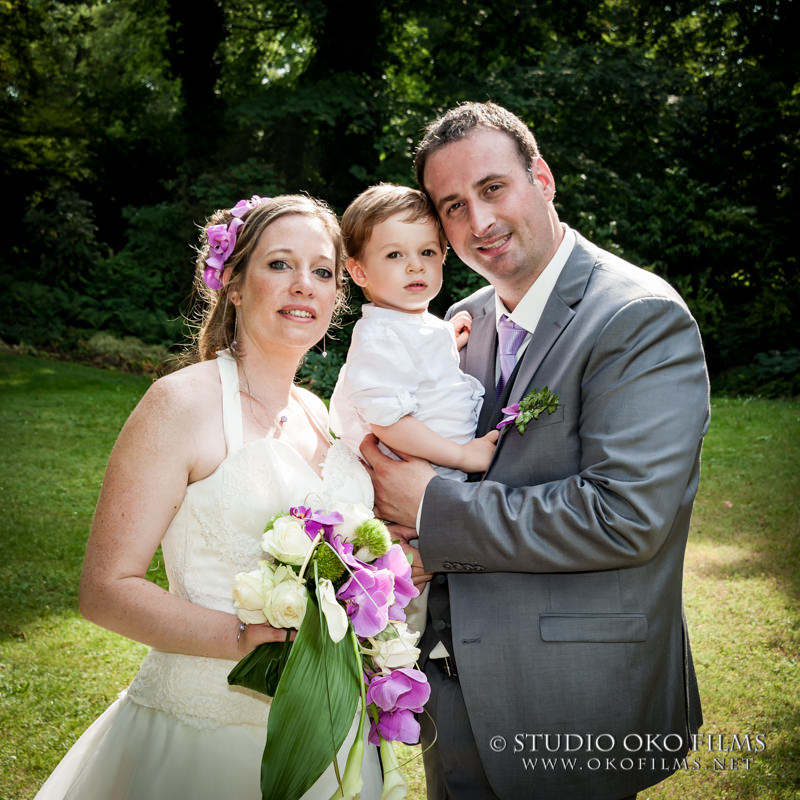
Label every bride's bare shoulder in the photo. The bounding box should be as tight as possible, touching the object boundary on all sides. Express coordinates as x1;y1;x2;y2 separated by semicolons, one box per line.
135;359;222;426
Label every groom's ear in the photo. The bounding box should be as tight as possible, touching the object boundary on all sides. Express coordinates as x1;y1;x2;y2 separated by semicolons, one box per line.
346;257;369;289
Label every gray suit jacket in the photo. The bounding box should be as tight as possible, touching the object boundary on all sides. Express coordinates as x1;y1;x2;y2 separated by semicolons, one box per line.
419;231;708;799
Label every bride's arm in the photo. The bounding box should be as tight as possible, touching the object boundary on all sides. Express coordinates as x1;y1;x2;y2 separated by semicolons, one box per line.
79;366;285;661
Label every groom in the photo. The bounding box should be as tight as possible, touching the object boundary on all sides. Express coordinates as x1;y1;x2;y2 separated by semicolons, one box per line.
361;102;709;799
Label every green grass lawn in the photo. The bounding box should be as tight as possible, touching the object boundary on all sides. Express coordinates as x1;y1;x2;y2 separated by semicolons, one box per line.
1;352;798;799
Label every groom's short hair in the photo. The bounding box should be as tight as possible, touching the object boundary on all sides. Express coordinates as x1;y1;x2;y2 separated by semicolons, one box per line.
342;183;447;261
414;101;541;194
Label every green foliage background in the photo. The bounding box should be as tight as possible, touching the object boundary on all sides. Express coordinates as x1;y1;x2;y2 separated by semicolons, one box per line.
2;0;798;393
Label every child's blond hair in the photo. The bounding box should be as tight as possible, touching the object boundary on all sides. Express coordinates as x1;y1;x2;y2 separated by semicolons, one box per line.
341;183;448;261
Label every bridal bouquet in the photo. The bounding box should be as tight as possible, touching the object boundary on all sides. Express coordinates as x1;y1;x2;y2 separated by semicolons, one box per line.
228;502;429;800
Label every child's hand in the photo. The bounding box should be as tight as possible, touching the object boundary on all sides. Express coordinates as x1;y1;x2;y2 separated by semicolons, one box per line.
457;429;500;473
450;310;473;350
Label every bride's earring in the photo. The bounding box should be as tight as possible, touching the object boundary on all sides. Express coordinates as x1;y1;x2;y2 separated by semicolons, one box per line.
232;308;239;351
321;334;327;358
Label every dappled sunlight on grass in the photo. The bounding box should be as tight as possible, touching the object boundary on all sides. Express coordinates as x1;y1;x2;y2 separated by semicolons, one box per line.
675;396;800;799
685;541;751;575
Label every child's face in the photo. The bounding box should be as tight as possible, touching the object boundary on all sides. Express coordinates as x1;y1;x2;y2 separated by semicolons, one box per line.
348;214;445;313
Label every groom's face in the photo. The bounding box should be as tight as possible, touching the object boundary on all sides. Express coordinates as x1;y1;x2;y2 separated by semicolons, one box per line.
423;128;561;307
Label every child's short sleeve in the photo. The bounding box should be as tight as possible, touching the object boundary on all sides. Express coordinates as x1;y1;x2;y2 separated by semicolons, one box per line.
343;324;420;427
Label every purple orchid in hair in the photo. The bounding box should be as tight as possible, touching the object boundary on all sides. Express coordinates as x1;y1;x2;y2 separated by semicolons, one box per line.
203;217;244;289
205;218;244;269
203;265;225;291
231;195;268;217
202;196;270;290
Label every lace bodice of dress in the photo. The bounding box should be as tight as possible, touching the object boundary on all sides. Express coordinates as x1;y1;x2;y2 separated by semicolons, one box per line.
126;351;373;729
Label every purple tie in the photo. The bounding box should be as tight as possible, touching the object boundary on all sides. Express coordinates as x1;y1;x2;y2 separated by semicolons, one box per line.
496;314;528;396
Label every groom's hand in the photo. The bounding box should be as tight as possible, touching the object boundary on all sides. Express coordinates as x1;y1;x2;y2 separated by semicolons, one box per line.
387;523;433;587
359;434;435;529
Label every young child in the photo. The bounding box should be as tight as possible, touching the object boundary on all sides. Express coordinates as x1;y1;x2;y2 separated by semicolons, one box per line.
329;183;499;481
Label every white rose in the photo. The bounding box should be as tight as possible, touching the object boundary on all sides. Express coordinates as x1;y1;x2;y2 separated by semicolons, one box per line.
368;622;421;671
266;566;308;629
262;515;314;566
328;501;374;542
232;566;273;624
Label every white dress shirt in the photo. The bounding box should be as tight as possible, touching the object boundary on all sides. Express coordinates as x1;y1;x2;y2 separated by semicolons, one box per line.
493;225;576;380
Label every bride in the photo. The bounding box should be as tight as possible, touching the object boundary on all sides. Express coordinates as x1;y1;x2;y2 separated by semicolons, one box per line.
35;195;383;799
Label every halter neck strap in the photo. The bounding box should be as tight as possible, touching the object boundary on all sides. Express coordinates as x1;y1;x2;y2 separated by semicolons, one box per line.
216;350;243;453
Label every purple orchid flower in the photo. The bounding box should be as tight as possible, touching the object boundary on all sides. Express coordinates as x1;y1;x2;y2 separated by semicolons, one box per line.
306;509;344;538
204;217;244;272
366;668;430;713
368;708;421;746
231;195;268;218
203;265;224;290
337;566;395;638
373;544;418;618
289;506;343;540
201;198;271;290
496;402;521;430
325;532;363;571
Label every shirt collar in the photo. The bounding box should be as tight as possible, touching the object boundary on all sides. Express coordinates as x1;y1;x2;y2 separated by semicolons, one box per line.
495;225;575;333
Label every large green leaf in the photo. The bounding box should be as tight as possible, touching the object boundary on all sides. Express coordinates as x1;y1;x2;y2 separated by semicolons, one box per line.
227;637;292;697
261;590;361;800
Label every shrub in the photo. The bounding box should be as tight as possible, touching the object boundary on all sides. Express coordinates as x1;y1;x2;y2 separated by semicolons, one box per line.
297;348;344;400
77;332;171;376
711;349;800;398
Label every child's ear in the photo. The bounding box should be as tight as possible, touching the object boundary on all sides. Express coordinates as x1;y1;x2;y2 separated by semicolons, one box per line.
346;257;369;288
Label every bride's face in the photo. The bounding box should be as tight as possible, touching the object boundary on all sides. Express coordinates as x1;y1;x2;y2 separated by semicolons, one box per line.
230;214;338;354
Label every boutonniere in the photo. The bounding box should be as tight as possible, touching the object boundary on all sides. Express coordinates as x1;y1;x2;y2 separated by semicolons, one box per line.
496;386;559;434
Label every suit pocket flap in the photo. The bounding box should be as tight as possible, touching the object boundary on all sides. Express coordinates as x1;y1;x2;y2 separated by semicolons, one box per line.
539;613;648;643
526;404;564;430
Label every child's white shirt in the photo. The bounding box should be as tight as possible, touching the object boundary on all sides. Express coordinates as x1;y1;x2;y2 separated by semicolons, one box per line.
329;304;484;482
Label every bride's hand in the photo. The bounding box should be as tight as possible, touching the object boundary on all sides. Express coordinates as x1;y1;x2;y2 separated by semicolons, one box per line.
236;621;295;656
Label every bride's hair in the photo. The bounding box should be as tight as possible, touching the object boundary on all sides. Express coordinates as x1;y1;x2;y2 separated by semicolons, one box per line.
188;194;347;363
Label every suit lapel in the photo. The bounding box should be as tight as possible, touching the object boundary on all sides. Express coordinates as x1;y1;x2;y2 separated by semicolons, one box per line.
494;233;598;419
460;297;499;435
462;299;496;387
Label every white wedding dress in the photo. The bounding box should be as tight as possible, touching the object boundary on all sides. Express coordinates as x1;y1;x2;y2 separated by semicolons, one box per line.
35;351;383;800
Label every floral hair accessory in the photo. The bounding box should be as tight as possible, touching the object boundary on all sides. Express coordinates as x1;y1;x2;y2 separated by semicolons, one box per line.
202;195;271;289
231;194;268;218
497;385;559;434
